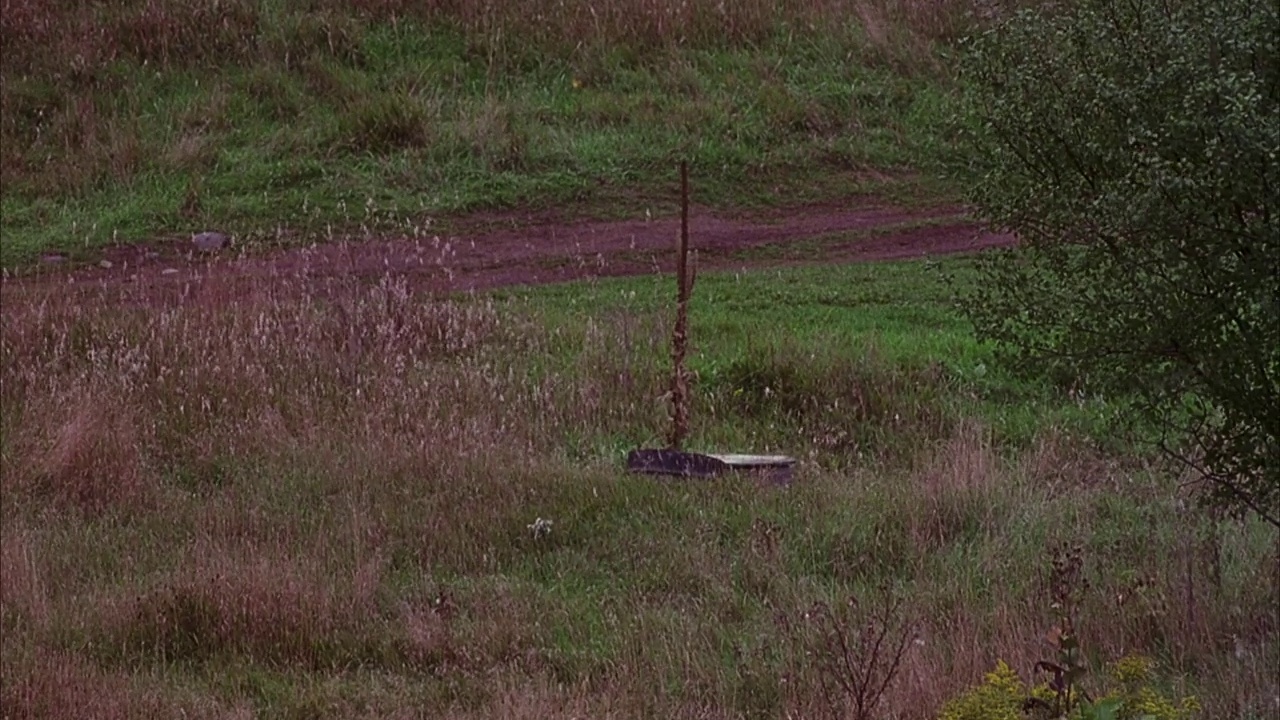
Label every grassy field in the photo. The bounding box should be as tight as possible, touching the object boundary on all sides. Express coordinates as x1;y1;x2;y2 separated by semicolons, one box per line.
2;1;1277;718
2;259;1276;718
0;0;968;265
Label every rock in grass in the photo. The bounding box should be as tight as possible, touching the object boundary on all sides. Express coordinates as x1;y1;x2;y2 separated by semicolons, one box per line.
192;231;231;253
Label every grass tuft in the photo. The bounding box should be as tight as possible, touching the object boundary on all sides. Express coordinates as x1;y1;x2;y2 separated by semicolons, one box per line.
11;379;151;517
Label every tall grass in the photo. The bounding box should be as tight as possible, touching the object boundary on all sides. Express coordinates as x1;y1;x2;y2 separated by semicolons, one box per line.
1;0;985;74
2;262;1275;718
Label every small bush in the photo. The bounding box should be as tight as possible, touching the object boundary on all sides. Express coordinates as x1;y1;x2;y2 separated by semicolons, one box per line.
938;660;1051;720
1098;656;1200;720
939;656;1200;720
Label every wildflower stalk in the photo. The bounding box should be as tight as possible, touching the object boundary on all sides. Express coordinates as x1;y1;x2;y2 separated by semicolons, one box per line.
668;160;693;450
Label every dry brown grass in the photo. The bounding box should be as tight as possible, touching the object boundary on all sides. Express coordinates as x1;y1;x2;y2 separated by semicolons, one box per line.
1;645;251;720
0;267;1275;718
0;0;993;75
100;543;383;668
906;418;1004;551
0;520;52;635
8;378;151;516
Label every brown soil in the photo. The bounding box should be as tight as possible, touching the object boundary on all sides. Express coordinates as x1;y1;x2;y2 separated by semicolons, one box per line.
1;199;1012;307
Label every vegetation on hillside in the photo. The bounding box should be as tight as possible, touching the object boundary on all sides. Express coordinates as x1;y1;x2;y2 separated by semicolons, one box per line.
0;0;986;263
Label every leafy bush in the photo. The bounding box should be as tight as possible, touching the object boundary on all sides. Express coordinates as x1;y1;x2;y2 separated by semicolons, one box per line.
940;656;1199;720
1101;656;1200;720
959;0;1280;525
937;660;1054;720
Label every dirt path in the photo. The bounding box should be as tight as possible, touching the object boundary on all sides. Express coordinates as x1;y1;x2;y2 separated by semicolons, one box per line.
1;200;1011;307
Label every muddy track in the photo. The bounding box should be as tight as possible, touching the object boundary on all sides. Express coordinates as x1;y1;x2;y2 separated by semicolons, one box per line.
1;200;1012;307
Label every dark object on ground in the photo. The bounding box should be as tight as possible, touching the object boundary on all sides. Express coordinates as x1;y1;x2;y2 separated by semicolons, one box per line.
626;449;795;485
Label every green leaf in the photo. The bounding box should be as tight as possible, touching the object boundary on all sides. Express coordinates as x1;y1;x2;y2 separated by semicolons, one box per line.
1078;697;1123;720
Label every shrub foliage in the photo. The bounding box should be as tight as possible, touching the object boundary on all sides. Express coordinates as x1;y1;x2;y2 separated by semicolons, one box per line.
960;0;1280;525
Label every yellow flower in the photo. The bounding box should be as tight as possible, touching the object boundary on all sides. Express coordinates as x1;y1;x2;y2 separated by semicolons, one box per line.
984;660;1025;695
937;660;1028;720
1105;656;1200;720
1111;654;1155;685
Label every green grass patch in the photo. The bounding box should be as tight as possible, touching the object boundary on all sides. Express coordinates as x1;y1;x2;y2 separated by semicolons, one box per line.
1;16;963;266
499;258;1118;453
